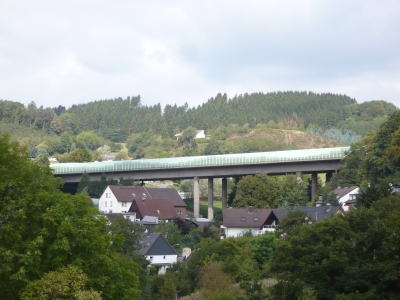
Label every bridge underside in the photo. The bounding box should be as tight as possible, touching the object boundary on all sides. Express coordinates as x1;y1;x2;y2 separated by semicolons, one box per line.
56;159;343;183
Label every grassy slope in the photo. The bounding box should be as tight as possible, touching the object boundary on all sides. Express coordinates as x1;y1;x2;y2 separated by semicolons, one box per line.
184;199;222;217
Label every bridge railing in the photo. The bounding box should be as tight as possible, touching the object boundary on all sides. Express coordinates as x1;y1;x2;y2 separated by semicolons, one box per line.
51;147;350;174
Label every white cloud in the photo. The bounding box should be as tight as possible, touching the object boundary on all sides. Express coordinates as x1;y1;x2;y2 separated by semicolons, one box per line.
0;0;399;109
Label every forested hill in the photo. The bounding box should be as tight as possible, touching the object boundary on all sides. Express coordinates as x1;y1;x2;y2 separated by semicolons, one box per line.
183;92;356;130
64;91;396;141
0;91;397;146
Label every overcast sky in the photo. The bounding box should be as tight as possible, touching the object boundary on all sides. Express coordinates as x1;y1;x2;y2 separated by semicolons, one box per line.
1;0;400;109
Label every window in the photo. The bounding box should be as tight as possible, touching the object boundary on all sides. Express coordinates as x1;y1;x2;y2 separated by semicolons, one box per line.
241;217;246;222
109;210;112;213
163;256;166;259
122;201;127;207
177;210;182;214
149;256;153;261
157;209;160;214
105;201;107;207
253;217;259;222
110;201;112;207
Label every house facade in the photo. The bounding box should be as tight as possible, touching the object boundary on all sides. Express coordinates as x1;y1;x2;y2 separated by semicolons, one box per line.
331;186;359;212
140;232;178;274
98;185;150;215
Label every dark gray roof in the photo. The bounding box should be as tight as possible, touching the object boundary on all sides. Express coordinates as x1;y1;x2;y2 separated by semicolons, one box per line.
146;188;187;207
222;207;273;228
271;209;289;223
139;233;177;256
294;206;343;221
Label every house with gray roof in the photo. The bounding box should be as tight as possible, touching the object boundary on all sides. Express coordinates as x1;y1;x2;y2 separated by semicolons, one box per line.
140;232;178;274
221;207;286;237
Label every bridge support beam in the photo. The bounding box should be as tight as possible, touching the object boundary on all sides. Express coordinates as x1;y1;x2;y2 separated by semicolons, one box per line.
208;177;214;220
296;171;303;182
222;177;227;209
194;176;200;218
311;172;317;201
326;172;333;182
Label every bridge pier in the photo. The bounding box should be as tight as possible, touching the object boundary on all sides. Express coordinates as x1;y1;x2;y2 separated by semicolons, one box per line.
222;177;227;209
311;172;318;201
194;176;200;218
296;171;303;182
208;178;214;220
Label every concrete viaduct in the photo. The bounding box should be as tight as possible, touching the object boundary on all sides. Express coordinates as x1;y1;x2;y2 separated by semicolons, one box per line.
52;147;349;220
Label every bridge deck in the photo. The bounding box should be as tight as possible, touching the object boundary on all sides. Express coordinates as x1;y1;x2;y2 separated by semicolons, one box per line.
52;147;349;175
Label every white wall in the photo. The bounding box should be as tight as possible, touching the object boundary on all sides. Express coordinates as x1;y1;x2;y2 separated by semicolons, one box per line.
195;130;205;139
98;186;132;214
339;187;359;212
146;254;177;266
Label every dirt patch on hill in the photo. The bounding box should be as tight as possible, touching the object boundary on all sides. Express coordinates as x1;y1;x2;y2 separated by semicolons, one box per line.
227;128;343;149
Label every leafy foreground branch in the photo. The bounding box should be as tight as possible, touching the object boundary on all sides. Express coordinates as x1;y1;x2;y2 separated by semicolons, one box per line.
0;133;140;300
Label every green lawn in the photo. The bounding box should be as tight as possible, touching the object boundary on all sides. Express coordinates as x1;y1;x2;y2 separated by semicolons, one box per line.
184;199;222;217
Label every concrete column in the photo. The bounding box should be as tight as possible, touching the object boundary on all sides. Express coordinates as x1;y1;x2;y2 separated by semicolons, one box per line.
222;177;227;209
194;176;200;218
311;172;318;201
326;172;333;182
208;177;214;220
296;171;303;182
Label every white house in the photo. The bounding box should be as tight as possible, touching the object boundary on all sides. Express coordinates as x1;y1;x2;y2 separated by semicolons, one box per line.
174;129;205;140
331;186;359;212
140;232;178;274
98;185;151;221
221;207;287;237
